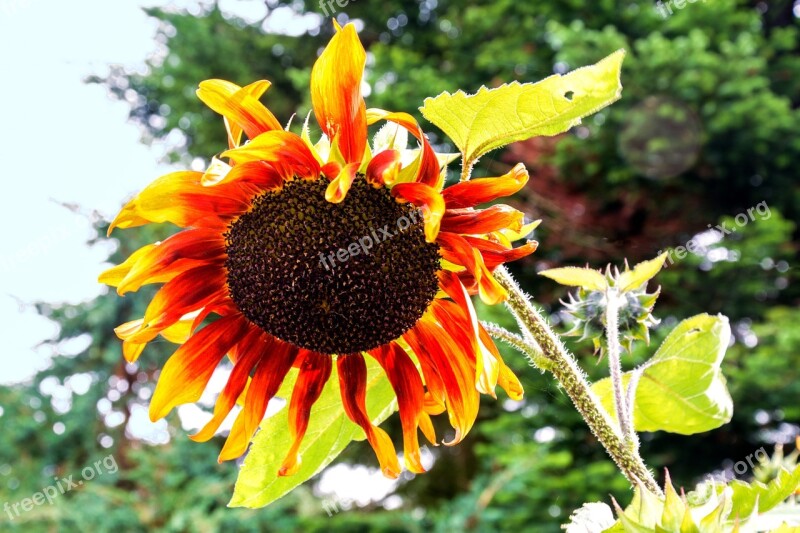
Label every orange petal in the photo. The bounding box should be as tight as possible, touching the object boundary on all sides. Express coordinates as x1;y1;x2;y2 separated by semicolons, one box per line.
219;409;249;462
206;160;286;191
442;163;529;209
125;265;227;344
366;149;401;186
108;171;255;233
243;340;299;440
99;244;156;288
197;79;282;142
279;351;332;476
149;315;249;421
369;343;427;473
401;330;446;415
311;22;367;165
391;182;445;242
440;204;525;235
337;353;401;478
367;109;440;188
405;316;480;445
221;130;321;180
112;229;226;295
325;162;360;203
438;271;500;396
190;327;265;442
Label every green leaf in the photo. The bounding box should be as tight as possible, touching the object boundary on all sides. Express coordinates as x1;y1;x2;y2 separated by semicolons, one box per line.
420;49;625;168
616;253;668;293
229;357;397;508
593;314;733;435
539;266;608;291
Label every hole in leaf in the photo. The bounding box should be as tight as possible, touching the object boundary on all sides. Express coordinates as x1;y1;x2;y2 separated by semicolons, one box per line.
564;90;574;101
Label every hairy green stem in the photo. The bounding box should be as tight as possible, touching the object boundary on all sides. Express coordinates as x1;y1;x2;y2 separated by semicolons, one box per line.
493;266;663;496
480;322;552;372
604;289;635;446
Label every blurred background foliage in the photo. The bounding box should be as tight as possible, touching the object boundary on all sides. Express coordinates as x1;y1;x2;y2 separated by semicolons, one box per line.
2;0;798;531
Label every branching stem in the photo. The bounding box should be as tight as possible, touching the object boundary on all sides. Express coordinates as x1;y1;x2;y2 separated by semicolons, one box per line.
493;266;662;496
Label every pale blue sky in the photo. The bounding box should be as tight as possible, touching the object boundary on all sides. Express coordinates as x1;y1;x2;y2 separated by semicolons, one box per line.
0;0;278;384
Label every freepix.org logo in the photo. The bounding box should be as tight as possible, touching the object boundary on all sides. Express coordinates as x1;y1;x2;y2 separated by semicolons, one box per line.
319;205;432;271
4;455;118;521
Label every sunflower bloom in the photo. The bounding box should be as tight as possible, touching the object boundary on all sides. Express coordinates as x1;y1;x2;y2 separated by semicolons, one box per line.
100;22;537;479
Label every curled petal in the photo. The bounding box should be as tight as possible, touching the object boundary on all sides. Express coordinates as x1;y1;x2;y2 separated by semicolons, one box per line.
442;163;529;209
337;354;401;478
325;162;360;203
367;109;440;187
391;182;445;242
436;232;508;304
440;204;525;235
222;130;321;180
462;236;538;270
366;149;401;186
279;351;332;476
149;315;249;421
197;79;282;143
479;325;524;401
311;22;367;165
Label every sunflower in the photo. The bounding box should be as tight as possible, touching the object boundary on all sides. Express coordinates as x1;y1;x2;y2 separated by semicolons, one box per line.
100;22;537;479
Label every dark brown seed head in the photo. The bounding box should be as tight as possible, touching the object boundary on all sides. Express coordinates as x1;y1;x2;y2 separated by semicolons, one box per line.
225;176;441;354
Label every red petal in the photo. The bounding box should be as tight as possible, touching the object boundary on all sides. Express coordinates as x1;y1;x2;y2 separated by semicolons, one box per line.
279;351;332;476
440;204;525;235
436;232;508;304
369;343;428;473
122;265;227;344
190;327;265;442
243;339;299;440
404;315;480;444
337;353;401;478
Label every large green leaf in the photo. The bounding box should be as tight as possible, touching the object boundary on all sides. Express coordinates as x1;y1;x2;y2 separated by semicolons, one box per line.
229;357;397;508
593;314;733;435
420;49;625;168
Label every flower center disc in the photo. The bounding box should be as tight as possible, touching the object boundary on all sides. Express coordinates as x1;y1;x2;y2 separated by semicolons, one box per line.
225;177;441;354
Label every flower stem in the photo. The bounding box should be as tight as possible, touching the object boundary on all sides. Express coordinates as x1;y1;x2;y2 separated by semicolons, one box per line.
604;289;636;447
480;322;552;372
493;266;663;496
